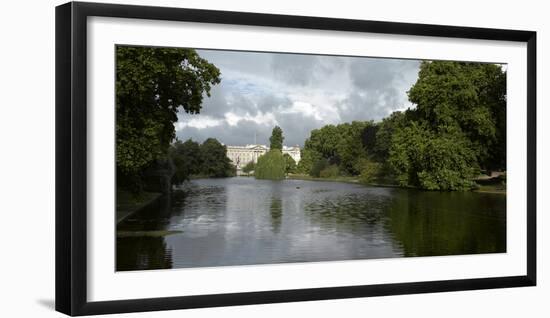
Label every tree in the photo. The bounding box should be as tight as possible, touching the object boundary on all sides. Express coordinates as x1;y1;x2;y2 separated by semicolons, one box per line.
199;138;235;177
356;158;382;184
371;111;407;161
301;121;370;176
116;46;221;191
335;121;370;175
255;150;285;180
296;148;320;175
269;126;284;150
389;121;478;190
383;61;506;190
283;153;297;174
407;61;506;171
310;158;329;178
170;139;201;184
242;161;255;176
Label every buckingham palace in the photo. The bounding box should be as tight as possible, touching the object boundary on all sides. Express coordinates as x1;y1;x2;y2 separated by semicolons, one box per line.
226;144;301;169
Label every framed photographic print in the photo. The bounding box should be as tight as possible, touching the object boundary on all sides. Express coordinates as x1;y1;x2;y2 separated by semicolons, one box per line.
55;1;536;316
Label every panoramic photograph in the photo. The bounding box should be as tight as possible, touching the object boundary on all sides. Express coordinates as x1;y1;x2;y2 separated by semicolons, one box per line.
115;46;507;271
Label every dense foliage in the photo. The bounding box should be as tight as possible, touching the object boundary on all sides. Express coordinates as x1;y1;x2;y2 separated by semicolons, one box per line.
170;139;201;184
116;46;221;191
256;126;288;180
170;138;235;184
269;126;284;150
255;150;286;180
386;62;506;190
283;153;297;174
298;121;371;176
298;61;506;191
242;161;256;175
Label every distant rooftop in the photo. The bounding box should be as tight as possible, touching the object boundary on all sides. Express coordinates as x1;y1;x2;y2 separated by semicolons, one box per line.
225;144;300;150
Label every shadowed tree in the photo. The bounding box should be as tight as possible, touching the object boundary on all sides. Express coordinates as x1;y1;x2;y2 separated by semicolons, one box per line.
116;46;221;192
269;126;284;150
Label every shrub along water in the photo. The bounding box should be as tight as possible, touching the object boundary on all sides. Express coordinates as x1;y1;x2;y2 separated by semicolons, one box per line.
255;150;286;180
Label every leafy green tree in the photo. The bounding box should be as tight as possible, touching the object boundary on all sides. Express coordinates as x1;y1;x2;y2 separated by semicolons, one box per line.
335;121;370;175
199;138;235;177
356;158;382;184
301;121;370;176
371;111;407;161
408;61;506;171
389;121;478;190
305;125;340;161
255;150;285;180
242;161;256;176
310;158;329;178
170;139;201;184
319;165;340;178
283;153;297;174
296;148;321;175
116;46;221;190
269;126;284;150
384;61;506;190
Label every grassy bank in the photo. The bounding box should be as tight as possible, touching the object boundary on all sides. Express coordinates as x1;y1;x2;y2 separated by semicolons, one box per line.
287;174;401;188
116;190;162;224
287;174;506;194
287;174;359;184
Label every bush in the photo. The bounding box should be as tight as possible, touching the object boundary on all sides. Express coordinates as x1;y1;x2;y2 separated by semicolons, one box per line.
310;158;329;177
356;158;382;184
242;161;255;175
319;165;340;178
388;122;479;191
255;150;285;180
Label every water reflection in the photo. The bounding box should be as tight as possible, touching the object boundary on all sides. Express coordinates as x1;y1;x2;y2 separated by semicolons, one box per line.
117;236;173;271
385;190;506;257
117;177;506;271
270;198;283;233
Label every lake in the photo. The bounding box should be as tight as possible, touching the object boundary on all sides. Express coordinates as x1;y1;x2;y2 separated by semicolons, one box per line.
116;177;506;271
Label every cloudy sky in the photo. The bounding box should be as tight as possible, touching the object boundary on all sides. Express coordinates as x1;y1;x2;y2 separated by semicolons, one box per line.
175;49;421;147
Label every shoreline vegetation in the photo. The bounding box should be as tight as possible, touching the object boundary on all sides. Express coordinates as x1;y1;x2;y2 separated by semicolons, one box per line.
286;174;506;194
115;47;508;223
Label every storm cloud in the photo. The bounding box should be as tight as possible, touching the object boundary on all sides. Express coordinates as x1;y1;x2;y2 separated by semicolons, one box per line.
175;49;420;147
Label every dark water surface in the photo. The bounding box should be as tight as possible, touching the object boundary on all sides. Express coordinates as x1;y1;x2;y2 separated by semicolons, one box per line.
116;177;506;271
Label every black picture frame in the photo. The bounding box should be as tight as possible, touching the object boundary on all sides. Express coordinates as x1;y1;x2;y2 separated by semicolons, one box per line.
55;1;537;316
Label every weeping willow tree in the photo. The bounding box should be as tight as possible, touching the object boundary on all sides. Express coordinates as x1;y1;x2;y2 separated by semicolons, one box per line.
255;150;285;180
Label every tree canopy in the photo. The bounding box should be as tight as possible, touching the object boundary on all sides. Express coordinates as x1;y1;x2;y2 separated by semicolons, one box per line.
170;139;201;184
116;46;221;190
295;61;506;191
269;126;284;150
255;150;285;180
256;126;287;180
170;138;235;184
242;161;256;175
385;61;506;190
283;153;297;174
299;121;371;176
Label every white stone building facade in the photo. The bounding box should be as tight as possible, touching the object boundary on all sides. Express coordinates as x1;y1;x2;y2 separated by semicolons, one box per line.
226;144;301;169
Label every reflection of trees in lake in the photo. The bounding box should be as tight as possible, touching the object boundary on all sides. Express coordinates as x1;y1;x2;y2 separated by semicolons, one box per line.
303;188;506;257
270;197;282;233
116;183;230;271
385;190;506;257
304;192;390;234
117;236;173;271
